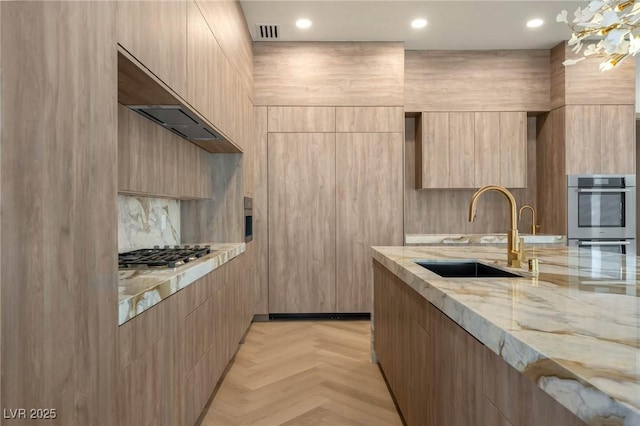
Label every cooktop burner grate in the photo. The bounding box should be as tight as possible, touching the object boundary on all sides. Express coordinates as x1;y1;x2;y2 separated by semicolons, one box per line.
118;245;211;269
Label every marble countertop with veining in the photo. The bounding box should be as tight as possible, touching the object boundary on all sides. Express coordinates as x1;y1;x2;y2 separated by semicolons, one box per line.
405;233;566;245
118;242;245;325
372;245;639;425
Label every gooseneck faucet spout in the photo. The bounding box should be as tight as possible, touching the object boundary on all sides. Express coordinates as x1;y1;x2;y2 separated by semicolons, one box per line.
518;205;537;235
469;185;523;267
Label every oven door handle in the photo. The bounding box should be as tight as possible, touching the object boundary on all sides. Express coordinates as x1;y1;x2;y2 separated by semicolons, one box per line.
577;188;631;193
578;240;632;246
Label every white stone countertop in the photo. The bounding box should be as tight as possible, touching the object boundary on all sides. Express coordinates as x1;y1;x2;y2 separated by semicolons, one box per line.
372;245;639;425
405;233;566;245
118;242;245;325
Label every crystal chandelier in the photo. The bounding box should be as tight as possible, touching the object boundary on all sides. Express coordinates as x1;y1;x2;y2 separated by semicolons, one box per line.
557;0;640;71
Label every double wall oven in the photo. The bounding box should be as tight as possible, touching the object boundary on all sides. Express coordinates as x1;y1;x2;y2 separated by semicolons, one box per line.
567;174;636;255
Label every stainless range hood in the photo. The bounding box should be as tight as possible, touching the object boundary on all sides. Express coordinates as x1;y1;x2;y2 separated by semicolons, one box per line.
128;105;221;141
118;49;241;153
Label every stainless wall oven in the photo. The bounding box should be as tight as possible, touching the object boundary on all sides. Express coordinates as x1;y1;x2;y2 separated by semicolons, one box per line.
244;197;253;243
567;174;636;255
568;238;636;256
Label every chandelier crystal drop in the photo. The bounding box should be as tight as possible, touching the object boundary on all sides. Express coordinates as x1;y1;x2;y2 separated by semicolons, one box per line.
557;0;640;71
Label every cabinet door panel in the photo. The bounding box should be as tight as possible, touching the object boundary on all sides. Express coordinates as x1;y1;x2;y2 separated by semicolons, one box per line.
449;112;475;188
474;112;501;187
417;112;450;188
187;1;223;131
601;104;635;174
336;133;403;312
268;133;336;313
117;0;187;98
565;105;601;174
500;112;527;188
335;107;404;132
268;106;336;132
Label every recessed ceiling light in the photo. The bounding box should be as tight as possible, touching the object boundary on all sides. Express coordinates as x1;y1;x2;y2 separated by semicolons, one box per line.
411;18;428;29
296;18;312;29
526;18;544;28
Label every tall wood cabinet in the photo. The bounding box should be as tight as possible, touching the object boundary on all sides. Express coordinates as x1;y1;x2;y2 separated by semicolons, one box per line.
336;132;403;312
416;111;527;189
116;0;188;99
267;107;403;313
564;104;636;174
268;133;337;313
1;2;119;424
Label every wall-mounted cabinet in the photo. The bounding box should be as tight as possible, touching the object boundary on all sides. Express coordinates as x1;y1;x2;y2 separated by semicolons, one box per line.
186;1;250;151
118;104;213;200
416;111;527;189
565;104;636;174
117;0;188;99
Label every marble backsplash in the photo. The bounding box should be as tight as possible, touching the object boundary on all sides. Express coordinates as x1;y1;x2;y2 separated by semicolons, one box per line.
118;195;180;253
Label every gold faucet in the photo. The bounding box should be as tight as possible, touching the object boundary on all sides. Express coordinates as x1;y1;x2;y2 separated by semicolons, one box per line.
469;185;523;267
518;205;537;235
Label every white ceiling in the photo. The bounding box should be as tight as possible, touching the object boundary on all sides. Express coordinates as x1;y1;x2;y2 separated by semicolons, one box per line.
239;0;584;50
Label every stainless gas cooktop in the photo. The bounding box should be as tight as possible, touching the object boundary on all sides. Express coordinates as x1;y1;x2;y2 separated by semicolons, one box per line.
118;245;211;269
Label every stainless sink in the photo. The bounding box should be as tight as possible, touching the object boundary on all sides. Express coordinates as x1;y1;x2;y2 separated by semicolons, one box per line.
414;260;522;278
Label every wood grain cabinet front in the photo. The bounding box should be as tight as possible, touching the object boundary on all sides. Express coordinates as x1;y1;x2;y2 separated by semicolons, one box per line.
116;0;188;99
373;261;587;426
416;111;527;189
565;104;636;174
267;128;403;314
267;132;337;313
117;256;253;426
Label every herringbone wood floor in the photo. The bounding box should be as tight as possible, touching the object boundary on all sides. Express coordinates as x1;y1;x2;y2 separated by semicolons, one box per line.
199;321;403;426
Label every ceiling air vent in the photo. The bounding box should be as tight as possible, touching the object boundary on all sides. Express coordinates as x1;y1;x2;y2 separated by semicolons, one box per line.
256;24;279;40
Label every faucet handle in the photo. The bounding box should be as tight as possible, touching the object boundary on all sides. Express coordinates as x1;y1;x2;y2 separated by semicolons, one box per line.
519;237;526;262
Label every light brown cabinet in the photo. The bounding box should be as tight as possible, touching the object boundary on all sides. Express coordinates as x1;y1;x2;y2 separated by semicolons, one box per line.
268;133;337;313
336;133;403;312
187;1;251;151
373;261;586;426
267;106;336;132
416;111;527;189
267;107;403;313
565;104;636;174
1;3;119;424
117;256;253;426
117;0;188;99
118;104;213;200
500;111;527;188
335;106;404;132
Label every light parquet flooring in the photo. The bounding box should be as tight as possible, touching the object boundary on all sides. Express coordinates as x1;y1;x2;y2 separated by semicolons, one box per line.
200;321;403;426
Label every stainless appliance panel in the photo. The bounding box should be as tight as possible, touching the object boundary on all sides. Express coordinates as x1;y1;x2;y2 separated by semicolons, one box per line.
567;174;636;239
568;238;636;256
244;197;253;243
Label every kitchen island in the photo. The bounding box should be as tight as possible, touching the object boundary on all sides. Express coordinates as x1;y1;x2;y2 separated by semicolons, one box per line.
372;245;639;426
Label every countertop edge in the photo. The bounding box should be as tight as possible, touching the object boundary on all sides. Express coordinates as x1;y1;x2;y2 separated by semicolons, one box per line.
118;243;246;325
371;246;640;425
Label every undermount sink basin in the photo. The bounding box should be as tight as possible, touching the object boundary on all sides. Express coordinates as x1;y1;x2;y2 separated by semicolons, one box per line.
414;260;522;278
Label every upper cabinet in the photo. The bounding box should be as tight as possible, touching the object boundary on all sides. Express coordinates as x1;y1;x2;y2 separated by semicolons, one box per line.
416;111;527;189
550;42;635;109
186;1;250;150
254;42;404;106
117;0;188;99
405;50;550;113
335;107;404;132
117;0;254;153
564;104;636;174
